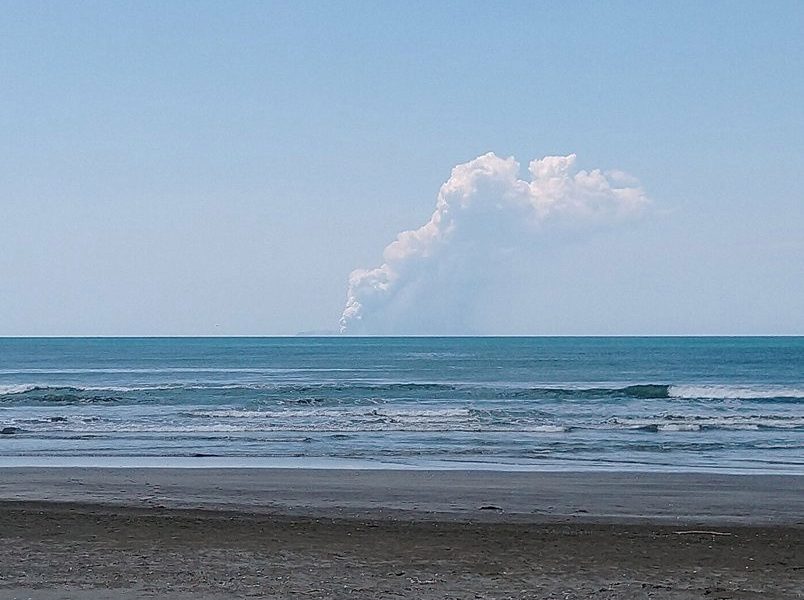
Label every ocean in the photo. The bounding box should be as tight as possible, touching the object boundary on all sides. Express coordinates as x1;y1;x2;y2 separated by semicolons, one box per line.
0;337;801;473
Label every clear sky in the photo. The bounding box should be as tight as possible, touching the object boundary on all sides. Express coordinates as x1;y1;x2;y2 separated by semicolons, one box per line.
1;1;802;335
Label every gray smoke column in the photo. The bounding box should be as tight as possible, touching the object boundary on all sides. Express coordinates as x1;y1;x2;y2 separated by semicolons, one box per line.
340;152;649;334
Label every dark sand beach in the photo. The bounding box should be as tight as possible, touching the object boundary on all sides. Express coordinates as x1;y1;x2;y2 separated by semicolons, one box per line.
0;468;801;599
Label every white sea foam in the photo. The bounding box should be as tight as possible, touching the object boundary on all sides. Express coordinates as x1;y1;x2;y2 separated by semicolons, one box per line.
606;415;804;432
657;423;701;432
190;407;473;419
0;384;40;395
669;384;804;400
521;425;567;433
0;383;200;395
374;408;472;418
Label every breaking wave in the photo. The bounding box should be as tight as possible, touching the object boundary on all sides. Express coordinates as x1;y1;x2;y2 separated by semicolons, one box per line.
2;382;803;407
668;384;804;400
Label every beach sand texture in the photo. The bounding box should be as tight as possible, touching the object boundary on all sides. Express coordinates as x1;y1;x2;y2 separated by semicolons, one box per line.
0;469;802;599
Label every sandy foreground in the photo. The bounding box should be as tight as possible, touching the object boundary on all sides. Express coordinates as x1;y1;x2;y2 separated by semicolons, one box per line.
0;468;801;599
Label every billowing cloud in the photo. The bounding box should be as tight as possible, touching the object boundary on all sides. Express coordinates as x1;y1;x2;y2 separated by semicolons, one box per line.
340;152;649;334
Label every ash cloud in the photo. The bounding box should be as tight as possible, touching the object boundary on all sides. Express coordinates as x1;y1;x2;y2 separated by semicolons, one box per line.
340;152;649;334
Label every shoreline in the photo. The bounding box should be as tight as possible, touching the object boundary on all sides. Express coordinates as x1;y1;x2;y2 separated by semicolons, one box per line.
0;454;802;476
1;467;802;525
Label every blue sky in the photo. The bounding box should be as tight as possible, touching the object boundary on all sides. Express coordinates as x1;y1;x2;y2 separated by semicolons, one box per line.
1;1;802;335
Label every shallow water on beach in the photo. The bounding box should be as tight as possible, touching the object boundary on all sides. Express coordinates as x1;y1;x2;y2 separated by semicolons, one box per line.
1;337;802;473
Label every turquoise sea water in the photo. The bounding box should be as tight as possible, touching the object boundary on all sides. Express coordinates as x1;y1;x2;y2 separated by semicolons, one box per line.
0;337;802;473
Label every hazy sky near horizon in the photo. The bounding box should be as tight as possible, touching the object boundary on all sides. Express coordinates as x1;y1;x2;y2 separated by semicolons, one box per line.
2;1;803;335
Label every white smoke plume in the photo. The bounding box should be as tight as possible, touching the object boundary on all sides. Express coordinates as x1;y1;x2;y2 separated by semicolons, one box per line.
340;152;649;334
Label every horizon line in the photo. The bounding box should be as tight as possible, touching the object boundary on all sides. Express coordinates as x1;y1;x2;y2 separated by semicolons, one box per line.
1;334;802;339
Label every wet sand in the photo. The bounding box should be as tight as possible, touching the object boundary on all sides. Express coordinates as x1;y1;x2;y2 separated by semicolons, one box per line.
0;468;801;598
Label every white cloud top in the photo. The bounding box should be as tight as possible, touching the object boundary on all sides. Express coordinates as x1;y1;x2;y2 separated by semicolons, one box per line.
340;152;649;334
